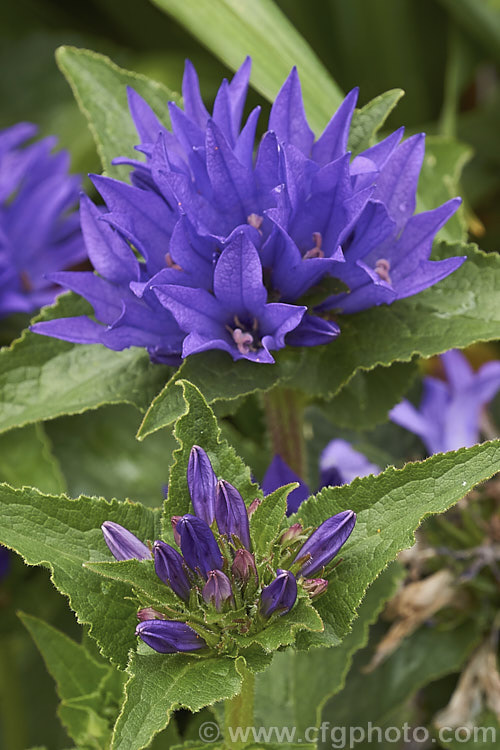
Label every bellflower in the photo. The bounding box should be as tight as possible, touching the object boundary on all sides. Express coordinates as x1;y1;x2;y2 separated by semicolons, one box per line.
215;479;251;548
97;445;358;655
32;59;463;362
153;540;191;601
260;569;297;617
294;510;356;577
0;547;10;579
101;521;152;561
319;439;381;486
136;620;206;653
177;514;223;577
187;445;217;525
389;349;500;454
0;123;85;318
262;455;310;514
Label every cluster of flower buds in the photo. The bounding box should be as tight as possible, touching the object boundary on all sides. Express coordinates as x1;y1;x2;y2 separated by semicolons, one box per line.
100;445;356;655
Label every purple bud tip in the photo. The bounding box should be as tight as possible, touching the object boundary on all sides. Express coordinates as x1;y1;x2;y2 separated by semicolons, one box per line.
187;445;217;525
101;521;152;561
215;479;251;549
232;549;258;586
202;569;234;611
136;619;206;653
153;540;191;601
294;510;356;577
301;578;328;598
260;569;297;618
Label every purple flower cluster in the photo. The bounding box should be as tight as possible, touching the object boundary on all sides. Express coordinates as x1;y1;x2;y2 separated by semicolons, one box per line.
390;349;500;454
33;59;464;364
0;123;85;319
100;444;356;654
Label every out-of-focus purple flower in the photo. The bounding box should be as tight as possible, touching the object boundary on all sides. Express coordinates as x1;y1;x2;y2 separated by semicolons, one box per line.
215;479;251;549
260;569;297;617
153;540;191;601
136;619;206;653
389;350;500;454
101;521;152;561
32;59;463;363
177;514;223;578
0;123;85;318
262;455;310;514
0;547;10;579
294;510;356;577
319;439;381;486
202;569;234;611
187;445;217;524
231;549;258;586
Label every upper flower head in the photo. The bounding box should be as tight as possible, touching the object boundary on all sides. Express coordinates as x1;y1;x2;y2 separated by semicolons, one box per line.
0;123;85;318
389;349;500;454
32;59;464;363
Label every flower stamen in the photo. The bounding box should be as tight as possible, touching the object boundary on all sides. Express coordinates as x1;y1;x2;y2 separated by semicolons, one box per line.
374;258;392;283
303;232;324;260
165;252;183;271
247;213;263;233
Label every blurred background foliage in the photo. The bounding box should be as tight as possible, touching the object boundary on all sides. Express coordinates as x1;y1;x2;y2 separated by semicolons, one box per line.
1;1;500;747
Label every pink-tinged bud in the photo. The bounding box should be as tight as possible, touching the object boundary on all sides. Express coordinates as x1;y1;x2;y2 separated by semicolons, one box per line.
247;498;262;516
137;607;166;622
232;549;258;586
171;516;182;547
301;578;328;598
280;523;303;545
202;570;234;611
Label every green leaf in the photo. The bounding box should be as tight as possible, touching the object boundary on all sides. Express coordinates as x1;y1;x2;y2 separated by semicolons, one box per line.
138;242;500;437
320;619;482;738
0;485;161;668
85;559;180;611
249;484;292;557
19;613;115;748
417;136;472;242
147;0;343;133
162;381;261;533
348;88;405;155
111;653;244;750
46;405;175;507
56;46;179;180
322;361;418;431
254;563;404;734
0;424;66;494
0;293;168;436
294;439;500;650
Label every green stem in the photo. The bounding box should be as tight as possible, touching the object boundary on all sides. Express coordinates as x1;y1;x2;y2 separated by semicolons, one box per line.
224;668;255;749
0;636;27;750
262;387;306;478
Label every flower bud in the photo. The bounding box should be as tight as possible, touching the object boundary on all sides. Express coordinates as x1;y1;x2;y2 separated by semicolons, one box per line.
153;540;191;601
294;510;356;577
135;620;206;653
215;479;251;549
171;516;182;547
247;498;262;517
301;578;328;598
202;570;234;611
260;569;297;617
177;514;223;578
137;607;165;621
231;549;258;586
280;523;303;545
187;445;217;524
101;521;151;561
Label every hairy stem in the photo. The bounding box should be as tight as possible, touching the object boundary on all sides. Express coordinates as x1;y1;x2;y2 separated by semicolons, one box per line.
0;636;27;750
224;667;255;749
262;386;306;478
